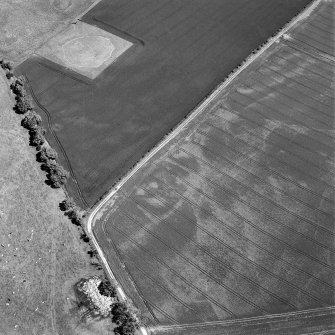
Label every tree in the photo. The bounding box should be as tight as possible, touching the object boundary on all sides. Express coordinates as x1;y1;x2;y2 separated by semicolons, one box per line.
6;72;13;79
29;127;46;146
59;198;75;211
111;303;130;325
14;96;33;114
21;111;42;130
48;164;69;188
113;323;137;335
37;146;57;163
113;313;138;335
0;60;13;71
81;233;90;243
87;249;98;258
111;302;139;335
10;79;25;97
98;280;117;298
66;208;81;225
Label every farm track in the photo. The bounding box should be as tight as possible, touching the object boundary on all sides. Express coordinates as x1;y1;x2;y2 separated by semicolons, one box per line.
149;306;335;334
87;0;334;330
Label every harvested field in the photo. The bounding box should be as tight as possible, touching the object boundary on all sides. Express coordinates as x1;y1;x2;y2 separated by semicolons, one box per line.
92;0;335;328
17;0;312;207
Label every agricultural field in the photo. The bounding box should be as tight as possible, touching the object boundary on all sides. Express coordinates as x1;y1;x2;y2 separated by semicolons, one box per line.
17;0;312;207
92;0;335;329
0;72;111;335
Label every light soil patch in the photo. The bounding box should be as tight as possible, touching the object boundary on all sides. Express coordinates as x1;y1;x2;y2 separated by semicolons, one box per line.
36;21;133;79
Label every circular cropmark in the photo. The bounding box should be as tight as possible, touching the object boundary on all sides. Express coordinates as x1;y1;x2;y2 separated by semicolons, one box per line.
63;35;115;68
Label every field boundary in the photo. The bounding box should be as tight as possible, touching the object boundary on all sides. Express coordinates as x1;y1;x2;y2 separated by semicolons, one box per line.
149;306;335;331
72;0;104;23
87;0;324;333
23;74;89;207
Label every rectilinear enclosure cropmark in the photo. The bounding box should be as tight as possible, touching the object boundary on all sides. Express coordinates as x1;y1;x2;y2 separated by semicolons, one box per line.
36;21;133;79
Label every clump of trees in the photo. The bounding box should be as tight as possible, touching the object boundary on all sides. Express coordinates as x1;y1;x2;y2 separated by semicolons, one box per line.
59;197;75;211
98;279;117;298
111;302;139;335
81;232;90;242
14;94;33;114
21;110;42;130
47;162;69;188
87;249;98;258
1;59;70;189
59;197;83;226
0;60;14;79
10;77;25;96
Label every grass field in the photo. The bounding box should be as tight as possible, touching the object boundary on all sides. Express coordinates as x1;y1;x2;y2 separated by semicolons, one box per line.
0;72;112;335
17;0;312;207
0;0;97;64
92;0;335;328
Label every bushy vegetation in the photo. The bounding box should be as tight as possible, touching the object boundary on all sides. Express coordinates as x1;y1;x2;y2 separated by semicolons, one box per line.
78;275;139;334
59;197;83;226
21;111;42;130
29;127;46;147
81;232;90;243
112;302;139;335
10;77;25;97
0;60;13;72
59;197;75;211
47;163;69;188
14;95;33;114
98;279;117;298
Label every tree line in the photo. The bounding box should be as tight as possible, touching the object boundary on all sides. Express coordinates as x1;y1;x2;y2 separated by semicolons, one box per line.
1;59;69;188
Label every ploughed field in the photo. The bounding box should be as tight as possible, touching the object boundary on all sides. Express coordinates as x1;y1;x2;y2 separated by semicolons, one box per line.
94;1;335;327
17;0;311;207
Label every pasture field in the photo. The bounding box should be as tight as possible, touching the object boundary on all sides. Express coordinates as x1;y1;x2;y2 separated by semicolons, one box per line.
0;0;97;63
93;0;335;328
17;0;312;207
